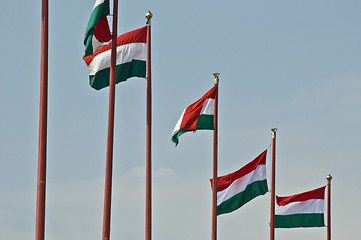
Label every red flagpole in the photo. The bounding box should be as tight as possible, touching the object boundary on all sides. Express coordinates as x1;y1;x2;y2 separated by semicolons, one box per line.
35;0;48;239
270;128;277;240
102;0;118;239
211;73;219;240
326;175;332;240
145;10;153;240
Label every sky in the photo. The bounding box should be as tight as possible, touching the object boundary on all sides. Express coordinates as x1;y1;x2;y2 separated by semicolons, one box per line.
1;0;361;239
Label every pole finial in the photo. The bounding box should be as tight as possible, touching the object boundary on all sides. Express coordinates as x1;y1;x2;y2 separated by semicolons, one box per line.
145;10;153;25
271;128;277;138
326;174;332;182
213;73;220;84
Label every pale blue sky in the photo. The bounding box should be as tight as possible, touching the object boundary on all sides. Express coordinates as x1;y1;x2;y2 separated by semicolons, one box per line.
1;0;360;239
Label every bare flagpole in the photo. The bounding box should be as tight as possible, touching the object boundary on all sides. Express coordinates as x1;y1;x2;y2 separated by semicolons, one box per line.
101;0;118;239
326;174;332;240
35;0;48;239
270;128;277;240
212;73;220;240
145;10;153;240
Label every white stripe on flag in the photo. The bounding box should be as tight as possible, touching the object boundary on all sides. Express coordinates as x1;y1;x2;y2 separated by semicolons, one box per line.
276;199;324;215
200;98;215;115
172;109;186;137
91;35;102;54
93;0;106;10
89;43;146;75
217;165;266;206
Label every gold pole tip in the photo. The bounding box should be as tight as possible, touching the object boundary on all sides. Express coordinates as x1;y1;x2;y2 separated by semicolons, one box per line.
145;10;153;20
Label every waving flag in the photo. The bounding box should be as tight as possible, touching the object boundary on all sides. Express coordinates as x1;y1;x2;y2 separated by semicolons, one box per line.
83;26;147;90
275;186;326;228
210;150;268;215
84;0;112;57
171;84;218;145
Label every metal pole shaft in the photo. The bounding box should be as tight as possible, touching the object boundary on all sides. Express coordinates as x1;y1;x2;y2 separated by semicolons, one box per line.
270;128;277;240
145;13;152;240
35;0;48;239
327;175;332;240
212;77;219;240
102;0;118;239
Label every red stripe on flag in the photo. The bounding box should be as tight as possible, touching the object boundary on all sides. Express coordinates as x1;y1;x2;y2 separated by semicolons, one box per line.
276;186;326;206
210;150;267;192
83;26;147;66
180;84;218;131
93;17;112;42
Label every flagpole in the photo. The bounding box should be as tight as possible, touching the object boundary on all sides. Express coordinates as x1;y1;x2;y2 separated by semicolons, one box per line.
270;128;277;240
35;0;48;239
326;174;332;240
102;0;118;239
212;73;220;240
145;10;153;240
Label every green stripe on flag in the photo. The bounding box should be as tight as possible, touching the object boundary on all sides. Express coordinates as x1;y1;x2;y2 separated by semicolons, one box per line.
196;115;214;130
171;129;190;146
275;213;325;228
217;179;268;216
89;60;146;90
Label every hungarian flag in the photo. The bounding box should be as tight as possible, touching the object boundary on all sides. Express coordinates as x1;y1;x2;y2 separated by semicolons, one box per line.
83;26;147;90
84;0;112;57
210;150;268;216
171;84;218;145
275;186;326;228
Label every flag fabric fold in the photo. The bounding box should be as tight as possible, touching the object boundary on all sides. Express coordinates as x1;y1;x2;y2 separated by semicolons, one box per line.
84;0;112;57
275;186;326;228
171;84;218;145
83;26;147;90
210;150;268;216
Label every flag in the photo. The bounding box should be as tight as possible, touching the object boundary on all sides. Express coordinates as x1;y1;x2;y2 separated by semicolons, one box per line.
210;150;268;216
171;84;218;145
84;0;112;57
275;186;326;228
83;26;147;90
